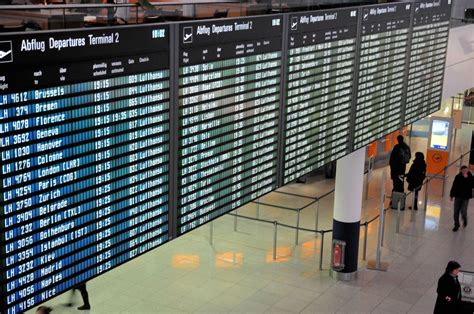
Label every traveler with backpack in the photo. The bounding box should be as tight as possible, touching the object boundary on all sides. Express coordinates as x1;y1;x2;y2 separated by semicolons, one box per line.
389;135;411;193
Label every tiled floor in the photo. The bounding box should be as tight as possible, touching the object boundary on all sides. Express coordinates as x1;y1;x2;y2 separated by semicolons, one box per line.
26;125;474;313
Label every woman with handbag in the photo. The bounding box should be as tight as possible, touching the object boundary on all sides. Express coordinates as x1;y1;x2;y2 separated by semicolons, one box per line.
406;152;426;210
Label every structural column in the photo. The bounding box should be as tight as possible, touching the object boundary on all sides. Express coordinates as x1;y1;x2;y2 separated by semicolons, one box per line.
331;148;365;280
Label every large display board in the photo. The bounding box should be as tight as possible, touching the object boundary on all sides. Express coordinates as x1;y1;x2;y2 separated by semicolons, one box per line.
0;25;171;313
283;8;357;183
177;16;282;234
353;2;412;149
404;0;451;124
0;1;453;312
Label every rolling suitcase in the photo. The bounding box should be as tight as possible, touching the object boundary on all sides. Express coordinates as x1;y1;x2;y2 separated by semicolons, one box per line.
391;191;405;209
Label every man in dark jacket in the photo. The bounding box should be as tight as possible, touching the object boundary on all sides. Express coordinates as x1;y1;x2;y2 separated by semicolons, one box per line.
450;166;473;231
434;260;462;314
389;135;411;193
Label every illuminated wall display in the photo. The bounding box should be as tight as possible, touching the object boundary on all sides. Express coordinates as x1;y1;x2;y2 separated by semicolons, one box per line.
284;8;357;183
429;118;451;151
0;25;171;313
0;1;451;312
404;0;451;124
177;16;282;234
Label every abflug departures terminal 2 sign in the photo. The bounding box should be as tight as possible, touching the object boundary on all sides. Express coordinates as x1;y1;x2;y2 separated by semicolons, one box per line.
177;16;282;234
0;1;452;312
284;8;358;183
0;25;171;313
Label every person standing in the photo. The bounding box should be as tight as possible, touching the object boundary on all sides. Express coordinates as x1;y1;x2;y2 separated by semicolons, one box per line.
406;152;426;210
450;166;473;231
434;260;462;313
389;135;411;193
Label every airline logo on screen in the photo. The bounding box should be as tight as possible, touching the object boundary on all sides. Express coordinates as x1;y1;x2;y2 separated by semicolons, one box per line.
291;17;298;31
0;41;13;63
183;27;193;44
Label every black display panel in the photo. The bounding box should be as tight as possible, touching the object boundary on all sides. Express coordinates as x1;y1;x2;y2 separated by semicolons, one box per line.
404;0;451;124
284;8;358;183
353;3;412;149
177;16;282;234
0;25;170;313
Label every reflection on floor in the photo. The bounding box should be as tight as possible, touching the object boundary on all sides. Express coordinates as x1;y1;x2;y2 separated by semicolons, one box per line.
27;126;474;313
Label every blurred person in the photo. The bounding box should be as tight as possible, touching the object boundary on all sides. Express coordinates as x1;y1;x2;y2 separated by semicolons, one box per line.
434;261;462;313
64;282;90;310
450;166;473;231
406;152;426;210
35;306;52;314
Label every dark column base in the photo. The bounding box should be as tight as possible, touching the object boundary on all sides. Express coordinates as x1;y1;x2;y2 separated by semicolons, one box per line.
332;219;360;274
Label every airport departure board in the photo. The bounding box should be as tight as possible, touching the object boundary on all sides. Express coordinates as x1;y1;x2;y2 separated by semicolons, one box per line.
284;8;357;183
0;25;170;313
177;16;282;234
404;0;451;124
0;1;453;312
353;3;412;149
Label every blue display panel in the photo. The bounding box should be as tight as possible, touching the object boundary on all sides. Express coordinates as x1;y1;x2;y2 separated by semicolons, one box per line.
0;25;170;313
284;8;358;184
404;0;451;124
177;16;282;234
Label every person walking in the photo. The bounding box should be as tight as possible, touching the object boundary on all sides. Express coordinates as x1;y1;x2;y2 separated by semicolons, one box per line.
450;166;473;231
434;260;462;314
406;152;426;210
64;282;91;310
389;135;411;193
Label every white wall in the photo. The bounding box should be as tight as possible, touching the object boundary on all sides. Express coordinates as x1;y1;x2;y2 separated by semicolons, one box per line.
442;24;474;98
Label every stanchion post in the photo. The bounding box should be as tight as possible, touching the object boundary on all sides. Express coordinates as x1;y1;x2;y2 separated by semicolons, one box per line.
256;198;260;219
367;170;389;271
295;209;301;245
365;158;372;200
319;231;325;270
376;171;386;268
410;191;416;222
273;221;278;260
233;209;238;232
314;199;320;237
209;222;214;245
459;154;463;169
396;198;401;233
363;222;368;261
442;167;448;198
424;179;429;211
408;124;413;147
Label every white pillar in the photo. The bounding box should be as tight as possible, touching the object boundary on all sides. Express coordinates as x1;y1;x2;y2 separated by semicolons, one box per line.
331;148;365;280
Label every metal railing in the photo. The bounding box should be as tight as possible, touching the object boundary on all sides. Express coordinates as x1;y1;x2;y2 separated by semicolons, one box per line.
217;148;474;272
219;162;386;271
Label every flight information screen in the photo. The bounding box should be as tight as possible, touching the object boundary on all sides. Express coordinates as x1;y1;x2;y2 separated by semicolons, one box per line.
177;16;282;234
404;0;451;124
284;8;357;183
0;25;170;313
353;3;412;149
